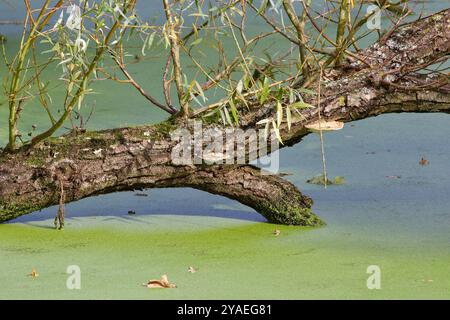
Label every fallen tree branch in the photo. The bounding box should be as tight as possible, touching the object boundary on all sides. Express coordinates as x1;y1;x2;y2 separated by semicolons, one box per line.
0;9;449;225
0;127;319;225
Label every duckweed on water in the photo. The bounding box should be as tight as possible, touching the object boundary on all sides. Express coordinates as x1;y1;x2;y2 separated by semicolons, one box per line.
0;215;449;299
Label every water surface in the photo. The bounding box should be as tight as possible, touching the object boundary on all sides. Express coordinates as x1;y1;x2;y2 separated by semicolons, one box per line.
0;1;449;299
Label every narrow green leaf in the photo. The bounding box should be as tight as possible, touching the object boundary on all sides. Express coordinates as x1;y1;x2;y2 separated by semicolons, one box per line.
229;99;239;125
147;32;156;49
236;80;243;94
190;37;203;47
286;106;292;131
194;81;206;102
223;106;232;125
272;119;283;144
276;101;283;127
258;0;269;15
259;77;270;104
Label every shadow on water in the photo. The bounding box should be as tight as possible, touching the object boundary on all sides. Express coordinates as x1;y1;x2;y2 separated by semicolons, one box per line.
9;187;266;225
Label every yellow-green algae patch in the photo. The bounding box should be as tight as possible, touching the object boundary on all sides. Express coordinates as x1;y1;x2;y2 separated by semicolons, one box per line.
0;216;449;300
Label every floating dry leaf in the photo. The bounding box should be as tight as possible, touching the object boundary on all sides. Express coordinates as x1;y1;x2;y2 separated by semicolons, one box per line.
273;229;281;236
144;274;177;288
419;157;429;166
305;120;344;132
188;266;198;273
28;268;39;278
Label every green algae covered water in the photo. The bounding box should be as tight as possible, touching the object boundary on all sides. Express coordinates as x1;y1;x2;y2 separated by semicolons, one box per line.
0;213;449;300
1;113;449;299
0;1;449;299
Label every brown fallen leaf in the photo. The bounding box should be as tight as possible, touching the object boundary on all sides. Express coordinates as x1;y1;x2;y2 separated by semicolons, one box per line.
422;279;434;283
188;266;198;273
144;274;176;288
28;268;39;278
305;120;344;132
419;157;429;166
273;229;281;236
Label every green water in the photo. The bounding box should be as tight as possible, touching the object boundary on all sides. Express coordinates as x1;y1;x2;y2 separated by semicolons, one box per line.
1;213;449;300
0;1;449;299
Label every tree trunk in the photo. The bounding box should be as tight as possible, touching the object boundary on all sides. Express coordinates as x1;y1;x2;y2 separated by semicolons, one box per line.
0;9;449;225
0;127;319;225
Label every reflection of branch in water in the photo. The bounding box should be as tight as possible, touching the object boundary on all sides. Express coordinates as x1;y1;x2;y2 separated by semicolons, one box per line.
0;21;21;25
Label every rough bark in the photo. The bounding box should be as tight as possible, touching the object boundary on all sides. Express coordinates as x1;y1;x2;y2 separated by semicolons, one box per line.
0;126;319;225
0;9;449;225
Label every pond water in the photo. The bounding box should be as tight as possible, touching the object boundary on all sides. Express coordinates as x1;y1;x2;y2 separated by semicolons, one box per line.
0;1;449;299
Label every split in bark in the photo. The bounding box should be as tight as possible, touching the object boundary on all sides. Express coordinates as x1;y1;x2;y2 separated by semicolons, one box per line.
54;178;65;229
